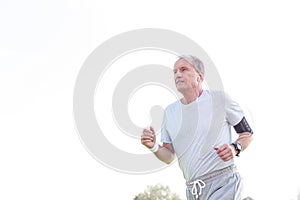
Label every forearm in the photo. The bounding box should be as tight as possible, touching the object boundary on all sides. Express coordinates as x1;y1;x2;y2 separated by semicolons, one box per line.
235;132;253;151
153;145;175;164
233;116;254;151
141;127;175;164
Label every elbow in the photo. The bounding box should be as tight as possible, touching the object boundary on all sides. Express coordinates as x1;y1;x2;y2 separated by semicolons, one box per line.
165;160;172;165
164;154;175;165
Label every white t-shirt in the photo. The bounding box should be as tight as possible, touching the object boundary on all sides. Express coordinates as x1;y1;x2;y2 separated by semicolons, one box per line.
161;90;244;182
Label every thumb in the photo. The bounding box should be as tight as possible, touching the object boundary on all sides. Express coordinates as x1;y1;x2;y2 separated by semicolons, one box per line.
213;147;219;151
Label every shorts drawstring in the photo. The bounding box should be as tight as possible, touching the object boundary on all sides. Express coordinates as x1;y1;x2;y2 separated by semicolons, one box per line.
186;165;237;199
190;179;206;199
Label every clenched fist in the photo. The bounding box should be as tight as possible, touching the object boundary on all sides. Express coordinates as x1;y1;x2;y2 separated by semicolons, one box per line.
214;144;236;162
141;126;156;149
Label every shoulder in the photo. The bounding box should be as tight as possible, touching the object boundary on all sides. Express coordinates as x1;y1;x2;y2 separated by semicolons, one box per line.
164;99;181;114
206;90;235;103
205;90;227;104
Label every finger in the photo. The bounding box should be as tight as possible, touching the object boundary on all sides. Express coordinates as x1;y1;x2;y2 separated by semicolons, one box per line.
218;150;228;159
220;147;234;159
214;146;222;153
215;146;223;154
214;144;227;153
223;144;232;153
142;132;154;137
141;138;151;143
141;134;153;140
141;134;153;141
150;126;155;134
142;130;155;138
141;136;153;143
141;135;151;140
141;140;154;147
221;152;233;161
143;128;152;134
141;138;151;144
220;144;228;151
217;147;231;157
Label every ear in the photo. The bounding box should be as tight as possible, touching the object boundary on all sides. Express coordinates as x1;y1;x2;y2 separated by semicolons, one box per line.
198;72;204;81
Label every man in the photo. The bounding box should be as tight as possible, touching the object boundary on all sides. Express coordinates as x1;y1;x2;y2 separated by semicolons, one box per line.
141;55;253;200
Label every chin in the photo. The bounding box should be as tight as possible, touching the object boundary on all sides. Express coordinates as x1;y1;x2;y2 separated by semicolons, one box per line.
176;86;186;93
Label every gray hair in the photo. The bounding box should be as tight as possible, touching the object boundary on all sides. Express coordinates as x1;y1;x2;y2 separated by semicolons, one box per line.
177;55;205;75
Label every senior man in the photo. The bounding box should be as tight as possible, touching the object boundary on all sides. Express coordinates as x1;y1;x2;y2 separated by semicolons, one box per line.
141;55;253;200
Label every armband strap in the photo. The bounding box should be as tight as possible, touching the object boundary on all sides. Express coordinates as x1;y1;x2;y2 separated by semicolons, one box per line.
234;117;253;134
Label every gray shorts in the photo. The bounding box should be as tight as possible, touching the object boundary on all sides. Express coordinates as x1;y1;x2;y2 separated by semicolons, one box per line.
186;165;243;200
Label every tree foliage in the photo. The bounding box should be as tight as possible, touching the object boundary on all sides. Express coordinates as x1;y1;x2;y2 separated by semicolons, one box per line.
133;184;182;200
242;197;255;200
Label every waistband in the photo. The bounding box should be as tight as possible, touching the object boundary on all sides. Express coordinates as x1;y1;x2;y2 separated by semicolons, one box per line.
186;165;237;186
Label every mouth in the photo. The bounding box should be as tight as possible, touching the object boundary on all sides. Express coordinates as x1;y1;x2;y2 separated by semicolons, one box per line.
175;79;184;84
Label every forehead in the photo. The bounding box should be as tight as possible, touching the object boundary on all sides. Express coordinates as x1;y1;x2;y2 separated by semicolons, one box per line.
174;59;195;69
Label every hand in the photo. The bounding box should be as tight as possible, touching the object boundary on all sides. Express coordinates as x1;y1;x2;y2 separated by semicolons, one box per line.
141;126;156;149
214;144;236;162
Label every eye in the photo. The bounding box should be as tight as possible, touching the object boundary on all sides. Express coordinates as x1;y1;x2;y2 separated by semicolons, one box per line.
181;67;187;71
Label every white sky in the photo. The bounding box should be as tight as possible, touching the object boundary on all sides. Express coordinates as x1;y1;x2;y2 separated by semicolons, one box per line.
1;0;300;199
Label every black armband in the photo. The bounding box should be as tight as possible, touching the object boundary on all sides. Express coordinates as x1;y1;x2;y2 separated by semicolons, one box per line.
234;117;253;134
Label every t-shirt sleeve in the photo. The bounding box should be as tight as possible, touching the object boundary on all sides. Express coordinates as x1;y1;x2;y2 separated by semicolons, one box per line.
160;110;172;144
225;93;244;126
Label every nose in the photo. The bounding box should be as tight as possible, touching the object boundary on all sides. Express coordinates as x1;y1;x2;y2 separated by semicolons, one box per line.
174;70;182;78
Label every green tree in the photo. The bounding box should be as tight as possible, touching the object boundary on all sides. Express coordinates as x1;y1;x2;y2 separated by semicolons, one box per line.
133;184;182;200
242;197;254;200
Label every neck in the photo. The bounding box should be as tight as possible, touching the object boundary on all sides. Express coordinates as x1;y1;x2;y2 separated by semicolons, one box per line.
181;88;203;104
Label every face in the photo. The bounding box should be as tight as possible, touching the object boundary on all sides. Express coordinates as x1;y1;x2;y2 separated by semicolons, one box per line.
173;59;202;92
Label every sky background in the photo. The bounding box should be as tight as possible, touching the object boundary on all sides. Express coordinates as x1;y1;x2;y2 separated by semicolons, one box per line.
1;0;300;199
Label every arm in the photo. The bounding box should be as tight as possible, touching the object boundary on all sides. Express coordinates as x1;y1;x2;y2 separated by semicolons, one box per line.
154;143;175;164
214;132;253;162
141;127;175;164
214;117;253;161
234;131;253;152
233;116;254;152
